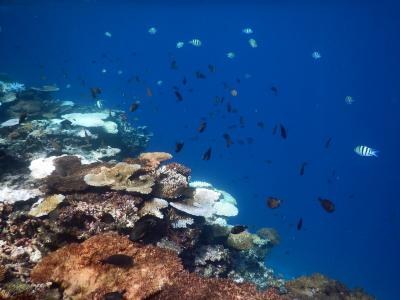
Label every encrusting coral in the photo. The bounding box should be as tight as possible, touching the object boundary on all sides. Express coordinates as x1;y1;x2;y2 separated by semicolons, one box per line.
31;233;285;300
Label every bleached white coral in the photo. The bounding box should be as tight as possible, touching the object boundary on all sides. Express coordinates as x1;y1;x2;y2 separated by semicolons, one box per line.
0;187;43;204
139;198;169;219
213;201;238;217
61;112;118;134
90;146;121;161
29;155;66;179
0;118;19;128
189;180;213;188
171;217;194;228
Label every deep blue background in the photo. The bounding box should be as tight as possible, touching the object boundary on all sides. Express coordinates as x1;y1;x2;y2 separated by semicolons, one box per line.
1;1;399;298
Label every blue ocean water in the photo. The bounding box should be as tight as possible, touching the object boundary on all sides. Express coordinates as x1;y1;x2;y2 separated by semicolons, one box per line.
0;1;399;298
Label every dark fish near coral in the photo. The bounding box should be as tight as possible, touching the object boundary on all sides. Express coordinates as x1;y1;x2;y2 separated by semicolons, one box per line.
267;197;281;209
103;291;125;300
280;124;287;139
129;216;158;241
202;147;212;160
197;121;207;133
325;137;332;148
129;101;140;112
297;218;303;230
208;64;216;72
257;121;264;128
175;141;184;153
90;87;101;99
270;86;278;95
19;112;28;124
318;197;335;213
231;225;248;234
222;133;233;147
195;71;206;79
100;254;134;268
174;90;183;101
300;162;308;176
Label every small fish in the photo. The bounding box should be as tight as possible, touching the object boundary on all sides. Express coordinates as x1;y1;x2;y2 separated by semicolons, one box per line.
354;145;378;157
213;96;224;104
297;218;303;230
272;125;278;135
96;99;103;109
175;142;184;153
270;86;278;95
129;216;159;241
230;89;238;97
100;254;134;268
146;87;153;97
182;76;187;85
197;120;207;133
170;60;178;70
227;102;233;113
202;147;212;160
223;133;233;147
156;80;163;86
325;137;332;148
176;41;184;48
345;95;355;105
267;197;281;209
280;124;287;139
174;91;183;101
242;27;253;34
226;52;235;59
239;116;245;128
248;38;258;48
195;71;206;79
104;31;112;37
103;291;125;300
231;225;248;234
208;64;216;72
148;27;157;34
257;121;264;128
299;162;308;176
129;101;140;112
318;197;335;213
19;112;28;124
90;87;102;99
188;39;202;47
312;51;321;59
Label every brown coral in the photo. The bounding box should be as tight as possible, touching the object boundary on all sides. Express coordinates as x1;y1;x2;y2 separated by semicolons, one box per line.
285;273;373;300
152;164;189;199
31;233;183;299
138;151;172;171
31;233;286;300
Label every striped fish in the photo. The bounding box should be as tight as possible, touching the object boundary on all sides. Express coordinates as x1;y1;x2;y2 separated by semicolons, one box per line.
242;27;253;34
188;39;202;47
354;145;379;157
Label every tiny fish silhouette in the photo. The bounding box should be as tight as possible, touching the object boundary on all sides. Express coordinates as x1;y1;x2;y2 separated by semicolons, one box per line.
90;87;101;99
267;197;281;209
227;102;233;113
146;87;153;97
175;142;184;153
208;64;216;72
182;76;187;85
202;147;212;160
19;112;28;124
239;116;245;128
129;101;140;112
297;218;303;230
197;121;207;133
170;60;178;70
272;124;278;135
270;86;278;95
223;133;233;147
257;121;264;128
280;124;287;139
100;254;133;268
318;197;335;213
174;91;183;101
195;71;206;79
325;137;332;148
231;225;248;234
300;162;308;176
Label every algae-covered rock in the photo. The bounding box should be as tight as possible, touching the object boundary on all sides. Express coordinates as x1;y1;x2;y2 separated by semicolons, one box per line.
226;230;254;251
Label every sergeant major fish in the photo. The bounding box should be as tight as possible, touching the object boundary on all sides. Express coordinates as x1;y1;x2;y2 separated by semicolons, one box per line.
354;145;379;157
